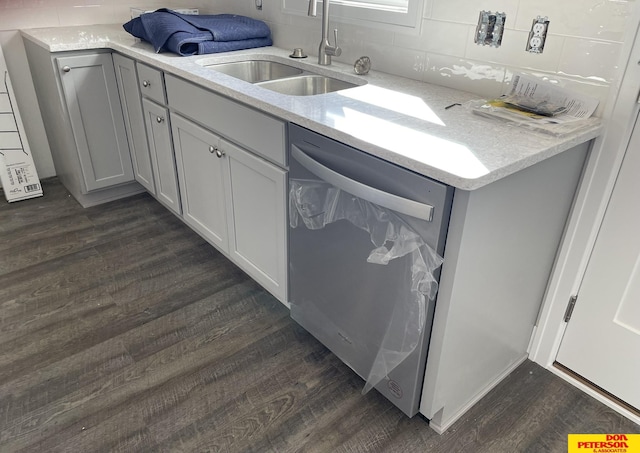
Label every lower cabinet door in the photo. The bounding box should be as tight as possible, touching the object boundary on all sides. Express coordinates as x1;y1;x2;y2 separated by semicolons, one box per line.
113;54;155;194
171;114;228;251
57;53;134;191
142;98;181;214
222;138;287;303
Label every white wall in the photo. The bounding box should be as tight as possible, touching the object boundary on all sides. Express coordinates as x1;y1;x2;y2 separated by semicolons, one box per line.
0;0;636;179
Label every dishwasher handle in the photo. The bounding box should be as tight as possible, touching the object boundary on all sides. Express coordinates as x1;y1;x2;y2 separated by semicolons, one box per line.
292;144;434;222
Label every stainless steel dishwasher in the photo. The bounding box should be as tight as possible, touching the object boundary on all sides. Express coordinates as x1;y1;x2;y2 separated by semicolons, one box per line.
288;124;453;416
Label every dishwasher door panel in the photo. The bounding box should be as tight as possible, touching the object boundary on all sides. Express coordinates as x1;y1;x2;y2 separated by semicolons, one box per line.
288;124;453;417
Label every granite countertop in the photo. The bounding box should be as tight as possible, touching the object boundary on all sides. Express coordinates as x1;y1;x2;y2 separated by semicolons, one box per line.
20;24;602;190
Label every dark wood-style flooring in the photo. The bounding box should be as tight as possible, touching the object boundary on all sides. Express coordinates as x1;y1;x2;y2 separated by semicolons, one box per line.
1;178;638;452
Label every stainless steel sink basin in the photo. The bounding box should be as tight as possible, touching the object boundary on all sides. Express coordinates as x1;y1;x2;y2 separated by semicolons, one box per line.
197;56;366;95
203;60;303;83
257;74;359;96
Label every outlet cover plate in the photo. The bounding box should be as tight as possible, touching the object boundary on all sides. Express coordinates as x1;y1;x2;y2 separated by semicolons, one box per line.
527;16;549;54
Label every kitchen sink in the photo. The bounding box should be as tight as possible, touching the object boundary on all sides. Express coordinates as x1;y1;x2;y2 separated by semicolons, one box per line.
257;74;359;96
202;60;303;83
198;57;366;95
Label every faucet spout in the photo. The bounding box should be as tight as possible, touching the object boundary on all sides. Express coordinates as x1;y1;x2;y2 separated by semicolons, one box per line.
308;0;342;65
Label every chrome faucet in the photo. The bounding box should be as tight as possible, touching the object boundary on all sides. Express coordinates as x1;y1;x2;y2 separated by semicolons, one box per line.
308;0;342;65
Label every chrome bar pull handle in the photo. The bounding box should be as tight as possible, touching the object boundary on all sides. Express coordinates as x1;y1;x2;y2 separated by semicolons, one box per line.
292;145;434;221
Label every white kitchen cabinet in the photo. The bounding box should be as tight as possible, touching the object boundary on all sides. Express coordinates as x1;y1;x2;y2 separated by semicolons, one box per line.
222;138;287;302
164;74;286;166
171;113;287;303
141;98;181;215
56;53;134;192
23;41;142;207
419;142;590;432
171;114;227;250
165;75;288;303
113;54;155;194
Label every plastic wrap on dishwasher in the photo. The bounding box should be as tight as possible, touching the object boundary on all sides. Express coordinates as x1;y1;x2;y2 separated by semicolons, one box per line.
289;178;444;394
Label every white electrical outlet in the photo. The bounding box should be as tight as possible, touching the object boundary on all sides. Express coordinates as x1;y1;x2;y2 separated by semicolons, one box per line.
527;16;549;54
532;23;546;36
529;36;543;48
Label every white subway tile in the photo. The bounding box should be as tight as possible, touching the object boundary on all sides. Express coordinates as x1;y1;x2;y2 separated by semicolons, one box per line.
515;0;633;41
51;0;87;7
0;7;59;29
113;5;134;22
271;23;318;53
363;42;426;81
431;0;516;26
558;38;623;83
340;22;393;48
423;53;507;98
424;19;469;56
57;5;115;26
0;0;26;9
22;0;47;7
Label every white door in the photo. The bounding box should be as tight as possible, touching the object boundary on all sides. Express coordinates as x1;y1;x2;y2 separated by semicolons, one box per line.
556;112;640;410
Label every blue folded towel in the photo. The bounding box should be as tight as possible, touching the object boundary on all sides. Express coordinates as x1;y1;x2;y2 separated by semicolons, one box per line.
166;32;273;56
123;9;272;56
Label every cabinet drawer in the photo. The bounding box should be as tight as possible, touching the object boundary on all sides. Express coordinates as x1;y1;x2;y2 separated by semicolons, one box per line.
137;62;166;104
165;74;286;166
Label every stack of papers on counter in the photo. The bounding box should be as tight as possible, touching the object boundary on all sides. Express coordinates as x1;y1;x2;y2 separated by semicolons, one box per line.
468;73;600;136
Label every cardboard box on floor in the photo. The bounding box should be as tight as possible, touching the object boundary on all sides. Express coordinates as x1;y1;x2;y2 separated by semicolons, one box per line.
0;43;42;202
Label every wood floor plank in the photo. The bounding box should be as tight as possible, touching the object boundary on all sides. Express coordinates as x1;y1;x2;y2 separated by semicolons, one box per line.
0;339;134;421
1;179;638;453
0;179;78;234
1;285;286;452
0;247;109;330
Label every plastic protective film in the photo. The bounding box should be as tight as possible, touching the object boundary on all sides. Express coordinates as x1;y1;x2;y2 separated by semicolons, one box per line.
289;179;444;394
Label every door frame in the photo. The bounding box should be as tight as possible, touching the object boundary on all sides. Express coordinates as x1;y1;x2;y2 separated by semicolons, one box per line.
529;3;640;424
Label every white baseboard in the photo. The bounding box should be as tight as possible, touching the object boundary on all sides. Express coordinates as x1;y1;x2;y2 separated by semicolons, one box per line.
428;354;528;434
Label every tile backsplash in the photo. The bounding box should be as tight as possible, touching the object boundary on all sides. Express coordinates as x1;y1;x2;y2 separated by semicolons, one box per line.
1;0;636;110
206;0;637;111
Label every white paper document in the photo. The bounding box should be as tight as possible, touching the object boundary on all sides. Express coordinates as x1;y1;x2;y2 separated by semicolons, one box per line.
506;73;599;123
468;72;601;136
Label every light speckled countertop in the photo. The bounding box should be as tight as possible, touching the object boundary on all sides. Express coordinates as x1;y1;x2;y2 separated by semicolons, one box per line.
21;24;602;190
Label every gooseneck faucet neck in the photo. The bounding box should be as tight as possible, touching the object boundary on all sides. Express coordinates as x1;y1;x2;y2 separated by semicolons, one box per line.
308;0;342;65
